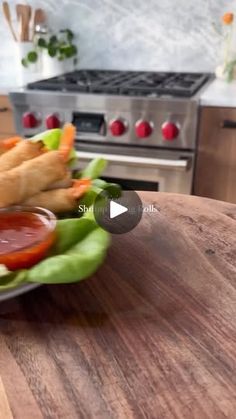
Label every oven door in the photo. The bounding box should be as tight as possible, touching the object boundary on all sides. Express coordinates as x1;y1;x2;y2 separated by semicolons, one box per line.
76;146;194;194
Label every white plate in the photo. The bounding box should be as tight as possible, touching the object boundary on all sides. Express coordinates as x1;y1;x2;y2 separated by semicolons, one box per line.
0;283;41;302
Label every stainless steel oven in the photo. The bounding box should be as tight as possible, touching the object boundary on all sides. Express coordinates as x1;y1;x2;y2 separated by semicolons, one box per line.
10;69;210;195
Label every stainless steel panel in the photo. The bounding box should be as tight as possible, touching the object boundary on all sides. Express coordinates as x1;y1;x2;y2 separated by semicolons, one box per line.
75;145;194;194
77;151;190;171
10;90;199;150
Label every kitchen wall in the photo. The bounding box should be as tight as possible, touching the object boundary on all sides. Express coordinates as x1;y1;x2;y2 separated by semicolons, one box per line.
0;0;235;81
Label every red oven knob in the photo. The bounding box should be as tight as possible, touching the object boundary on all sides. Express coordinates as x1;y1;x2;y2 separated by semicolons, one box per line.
162;122;179;141
135;120;152;138
109;119;126;136
22;112;38;129
46;114;61;129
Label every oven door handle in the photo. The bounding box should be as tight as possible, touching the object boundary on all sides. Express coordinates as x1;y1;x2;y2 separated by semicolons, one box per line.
76;151;190;171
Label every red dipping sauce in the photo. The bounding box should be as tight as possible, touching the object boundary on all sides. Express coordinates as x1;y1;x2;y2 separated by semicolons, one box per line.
0;207;56;271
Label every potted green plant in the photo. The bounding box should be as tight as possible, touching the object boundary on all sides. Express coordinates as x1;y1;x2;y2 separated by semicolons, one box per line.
22;29;78;77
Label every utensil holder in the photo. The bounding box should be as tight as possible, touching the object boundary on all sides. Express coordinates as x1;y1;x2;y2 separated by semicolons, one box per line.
15;42;41;85
42;51;74;78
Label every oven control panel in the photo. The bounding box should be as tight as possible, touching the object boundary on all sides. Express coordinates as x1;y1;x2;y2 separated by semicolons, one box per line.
20;109;193;148
14;92;198;150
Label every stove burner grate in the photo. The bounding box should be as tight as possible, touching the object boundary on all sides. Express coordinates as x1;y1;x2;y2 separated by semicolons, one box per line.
27;70;210;98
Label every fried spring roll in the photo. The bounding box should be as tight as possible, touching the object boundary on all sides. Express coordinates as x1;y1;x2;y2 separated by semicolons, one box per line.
0;151;66;208
0;136;22;155
0;146;6;156
0;140;43;172
23;179;91;213
46;170;72;191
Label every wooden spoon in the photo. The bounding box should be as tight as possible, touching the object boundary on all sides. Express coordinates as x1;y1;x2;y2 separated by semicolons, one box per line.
24;5;32;41
16;4;24;42
16;4;31;42
2;2;17;41
33;8;47;38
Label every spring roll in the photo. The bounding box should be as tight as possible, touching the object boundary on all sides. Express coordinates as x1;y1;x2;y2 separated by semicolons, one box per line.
23;179;91;213
0;143;7;156
46;170;72;191
0;136;22;156
0;140;43;172
0;151;66;208
0;146;6;156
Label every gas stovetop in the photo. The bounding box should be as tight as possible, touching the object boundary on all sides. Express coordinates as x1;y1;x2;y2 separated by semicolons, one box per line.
27;70;210;98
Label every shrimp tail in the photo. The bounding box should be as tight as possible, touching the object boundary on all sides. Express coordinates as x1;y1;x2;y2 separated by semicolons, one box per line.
70;179;91;199
2;136;22;150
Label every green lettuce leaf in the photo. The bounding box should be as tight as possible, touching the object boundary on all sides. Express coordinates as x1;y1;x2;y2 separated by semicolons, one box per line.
0;217;110;289
79;158;107;179
31;128;62;146
53;218;97;254
0;270;27;290
27;223;110;284
30;128;76;165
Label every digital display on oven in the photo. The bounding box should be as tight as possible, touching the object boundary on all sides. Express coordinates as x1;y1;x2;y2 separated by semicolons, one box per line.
72;112;105;135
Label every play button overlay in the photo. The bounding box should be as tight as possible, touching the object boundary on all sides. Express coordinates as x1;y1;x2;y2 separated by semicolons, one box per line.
110;201;128;219
94;188;143;234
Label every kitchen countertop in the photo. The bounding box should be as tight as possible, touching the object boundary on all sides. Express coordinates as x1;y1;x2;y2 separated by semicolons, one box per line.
200;78;236;108
0;83;23;96
0;74;44;96
0;191;235;418
0;79;27;95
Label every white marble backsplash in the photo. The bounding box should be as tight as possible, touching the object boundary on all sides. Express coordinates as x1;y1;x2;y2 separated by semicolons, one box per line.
0;0;235;81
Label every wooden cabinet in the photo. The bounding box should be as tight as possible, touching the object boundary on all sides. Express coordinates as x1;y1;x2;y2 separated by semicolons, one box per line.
194;107;236;204
0;95;16;138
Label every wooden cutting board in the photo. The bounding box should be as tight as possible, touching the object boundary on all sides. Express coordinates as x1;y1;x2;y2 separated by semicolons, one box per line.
0;192;235;418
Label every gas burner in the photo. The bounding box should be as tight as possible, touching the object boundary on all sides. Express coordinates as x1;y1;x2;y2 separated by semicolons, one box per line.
27;70;210;98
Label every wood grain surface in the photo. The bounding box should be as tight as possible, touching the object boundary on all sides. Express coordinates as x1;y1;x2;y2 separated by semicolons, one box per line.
194;106;236;204
0;375;13;419
0;192;236;419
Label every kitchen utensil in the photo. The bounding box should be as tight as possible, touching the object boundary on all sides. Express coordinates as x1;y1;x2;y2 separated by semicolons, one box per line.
2;2;17;41
24;5;32;42
16;4;21;38
33;8;46;38
16;4;25;42
16;4;32;41
35;24;48;35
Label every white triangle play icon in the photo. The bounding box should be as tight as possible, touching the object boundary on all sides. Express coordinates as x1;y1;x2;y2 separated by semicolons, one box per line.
110;201;128;219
